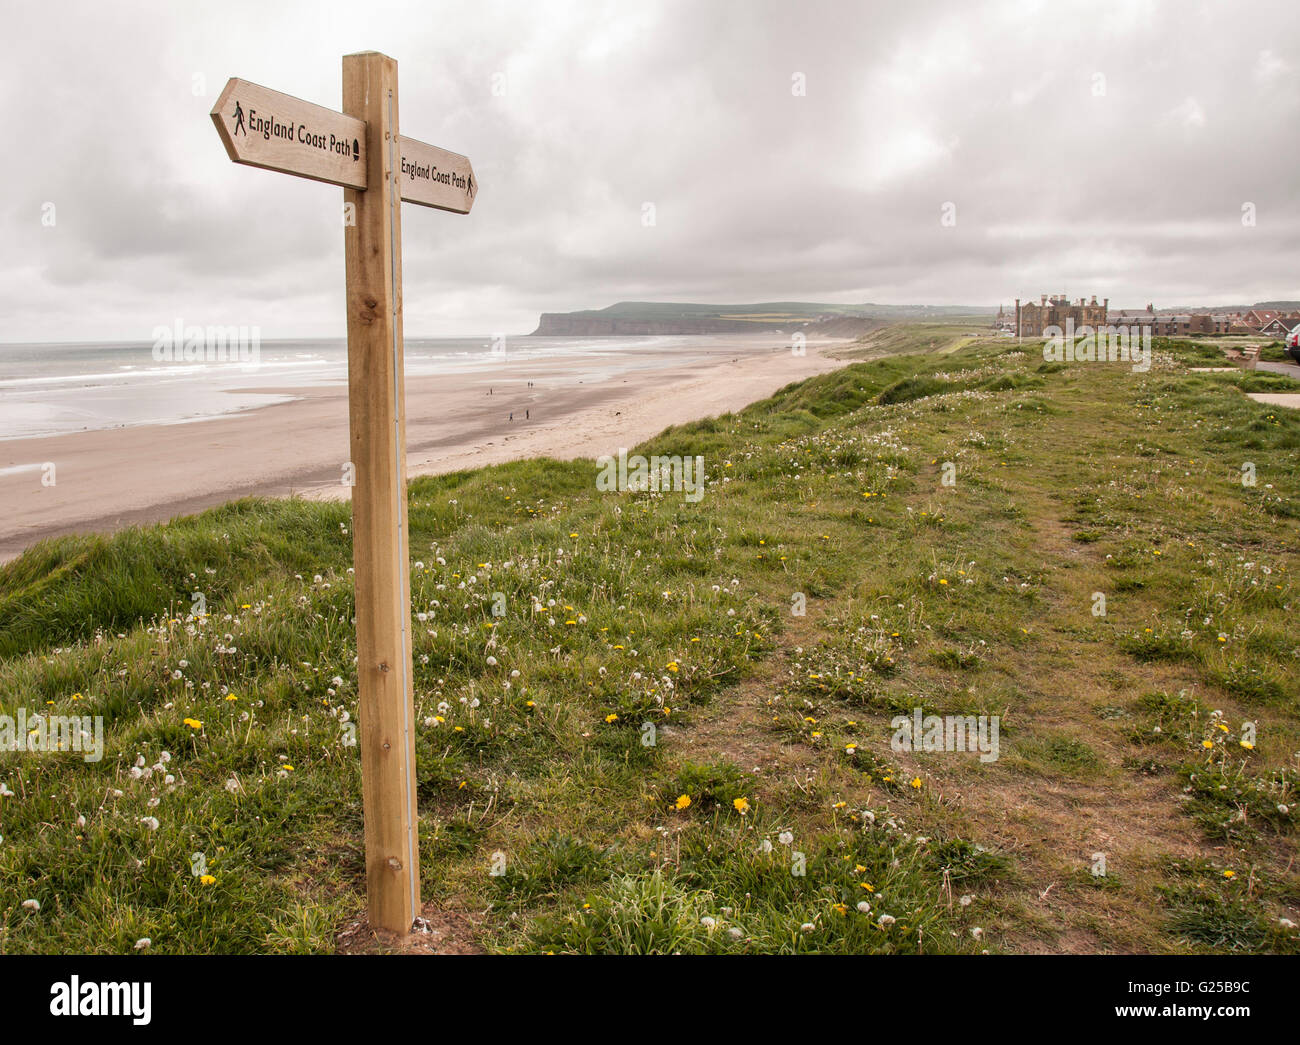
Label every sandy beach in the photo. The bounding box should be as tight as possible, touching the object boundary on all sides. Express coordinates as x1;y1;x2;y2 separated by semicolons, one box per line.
0;335;848;562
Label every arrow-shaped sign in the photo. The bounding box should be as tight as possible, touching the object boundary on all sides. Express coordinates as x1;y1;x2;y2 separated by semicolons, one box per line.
398;136;476;214
210;78;367;190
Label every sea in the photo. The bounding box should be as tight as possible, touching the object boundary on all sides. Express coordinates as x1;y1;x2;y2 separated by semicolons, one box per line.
0;335;729;442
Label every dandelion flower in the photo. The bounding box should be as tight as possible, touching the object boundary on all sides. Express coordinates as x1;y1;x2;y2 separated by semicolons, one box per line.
733;797;750;815
675;794;692;810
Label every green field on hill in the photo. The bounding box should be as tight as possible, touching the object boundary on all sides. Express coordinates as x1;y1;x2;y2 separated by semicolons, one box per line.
1;329;1298;954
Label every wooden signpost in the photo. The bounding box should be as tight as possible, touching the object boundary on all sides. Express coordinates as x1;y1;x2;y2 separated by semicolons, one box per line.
210;52;477;932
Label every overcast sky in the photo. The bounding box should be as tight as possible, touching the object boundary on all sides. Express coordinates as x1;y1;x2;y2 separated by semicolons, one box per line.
4;0;1299;340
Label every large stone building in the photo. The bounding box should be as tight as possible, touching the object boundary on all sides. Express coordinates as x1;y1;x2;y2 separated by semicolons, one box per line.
1015;294;1109;337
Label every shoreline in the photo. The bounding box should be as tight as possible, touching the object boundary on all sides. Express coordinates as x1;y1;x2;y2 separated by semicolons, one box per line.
0;336;849;563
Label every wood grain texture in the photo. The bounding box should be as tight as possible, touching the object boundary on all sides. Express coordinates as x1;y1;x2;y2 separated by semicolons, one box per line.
398;135;477;213
342;51;420;933
211;77;367;190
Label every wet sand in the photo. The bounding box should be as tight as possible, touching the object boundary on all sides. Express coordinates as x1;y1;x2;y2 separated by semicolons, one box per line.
0;335;848;561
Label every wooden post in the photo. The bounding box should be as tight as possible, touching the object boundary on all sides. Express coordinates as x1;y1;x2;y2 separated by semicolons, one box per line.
342;50;419;932
211;51;476;933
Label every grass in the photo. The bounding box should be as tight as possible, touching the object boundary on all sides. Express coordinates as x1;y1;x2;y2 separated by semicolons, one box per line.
1;330;1298;954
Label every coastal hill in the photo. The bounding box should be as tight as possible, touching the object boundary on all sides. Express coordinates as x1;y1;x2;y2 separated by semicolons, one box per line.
530;300;992;337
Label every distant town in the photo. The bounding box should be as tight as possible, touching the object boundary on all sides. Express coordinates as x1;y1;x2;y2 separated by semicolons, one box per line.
999;295;1300;339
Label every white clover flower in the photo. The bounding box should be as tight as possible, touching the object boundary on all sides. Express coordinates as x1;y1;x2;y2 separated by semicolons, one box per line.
700;916;716;929
727;927;743;941
877;914;896;928
778;831;794;846
486;656;498;667
959;894;973;907
971;927;984;940
0;783;15;798
856;901;871;914
141;817;159;831
800;922;815;934
224;777;239;793
134;938;151;951
21;899;39;912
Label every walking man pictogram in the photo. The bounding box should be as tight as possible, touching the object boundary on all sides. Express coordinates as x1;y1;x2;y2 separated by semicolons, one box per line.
232;101;246;136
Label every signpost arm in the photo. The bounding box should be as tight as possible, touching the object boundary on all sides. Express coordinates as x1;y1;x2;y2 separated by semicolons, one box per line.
342;50;420;932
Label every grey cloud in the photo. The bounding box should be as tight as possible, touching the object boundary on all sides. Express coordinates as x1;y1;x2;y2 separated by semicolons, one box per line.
2;0;1299;342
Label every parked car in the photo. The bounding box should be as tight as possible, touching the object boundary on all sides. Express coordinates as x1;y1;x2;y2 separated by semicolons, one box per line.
1288;324;1300;364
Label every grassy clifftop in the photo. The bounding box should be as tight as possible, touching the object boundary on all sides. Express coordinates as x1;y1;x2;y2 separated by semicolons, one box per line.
1;333;1298;954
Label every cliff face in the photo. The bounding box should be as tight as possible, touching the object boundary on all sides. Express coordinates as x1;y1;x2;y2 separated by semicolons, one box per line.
532;313;806;335
531;313;885;338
